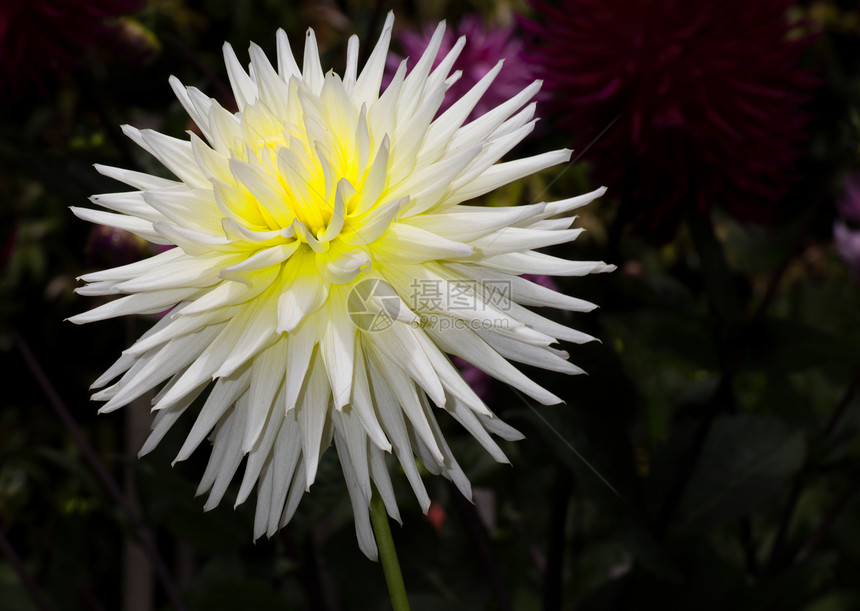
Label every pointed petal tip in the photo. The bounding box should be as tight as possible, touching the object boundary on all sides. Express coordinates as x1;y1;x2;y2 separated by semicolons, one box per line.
68;206;88;220
120;124;138;138
598;263;617;273
91;388;111;401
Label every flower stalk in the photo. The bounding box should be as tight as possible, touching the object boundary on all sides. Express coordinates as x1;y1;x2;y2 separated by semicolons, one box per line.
370;491;410;611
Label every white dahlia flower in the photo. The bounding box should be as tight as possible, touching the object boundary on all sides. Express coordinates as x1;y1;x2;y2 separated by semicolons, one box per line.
70;14;613;558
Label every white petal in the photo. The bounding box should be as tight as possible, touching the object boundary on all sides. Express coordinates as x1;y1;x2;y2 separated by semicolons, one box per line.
142;187;223;234
203;400;248;509
369;446;401;522
352;12;394;106
320;294;356;410
350;343;391;451
134;127;210;189
333;409;371;503
343;35;360;90
250;42;290;114
406;203;547;242
367;323;446;407
446;149;572;205
373;357;444;465
516;187;608;227
422;60;504;153
253;458;275;540
98;324;223;412
470;228;584;257
366;362;430;512
79;247;183;283
211;286;281;379
476;327;584;375
301;28;325;95
88;191;163;222
244;338;287;452
372;223;472;264
68;287;196;324
223;42;257;110
94;164;179;190
138;402;191;457
425;324;562;406
342;196;406;247
449;80;541;152
175;367;253;463
296;353;331;487
334;434;377;560
478;251;616;277
283;316;320;412
446;397;509;463
70;207;167;244
236;383;287;506
178;265;279;316
277;251;329;334
276;29;301;80
266;411;302;535
169;75;214;141
115;252;242;293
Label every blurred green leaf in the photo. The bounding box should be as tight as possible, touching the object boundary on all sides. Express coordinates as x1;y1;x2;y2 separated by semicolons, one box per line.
0;564;40;611
731;552;839;611
194;579;285;611
803;591;860;611
679;414;806;529
137;461;248;554
732;319;860;373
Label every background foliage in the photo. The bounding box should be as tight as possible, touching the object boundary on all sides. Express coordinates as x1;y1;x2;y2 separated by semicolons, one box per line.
2;1;860;610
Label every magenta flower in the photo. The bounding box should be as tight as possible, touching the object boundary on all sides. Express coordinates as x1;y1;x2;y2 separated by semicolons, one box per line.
0;0;139;97
522;0;816;236
388;15;535;120
834;174;860;278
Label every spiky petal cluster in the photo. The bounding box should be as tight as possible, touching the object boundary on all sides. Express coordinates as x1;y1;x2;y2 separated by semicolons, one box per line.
388;14;534;120
522;0;816;237
70;15;613;558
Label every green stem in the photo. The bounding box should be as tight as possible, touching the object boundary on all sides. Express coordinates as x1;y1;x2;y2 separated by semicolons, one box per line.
370;492;410;611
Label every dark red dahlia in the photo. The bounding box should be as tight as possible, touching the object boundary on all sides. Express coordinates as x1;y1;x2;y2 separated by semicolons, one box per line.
522;0;816;237
0;0;139;98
